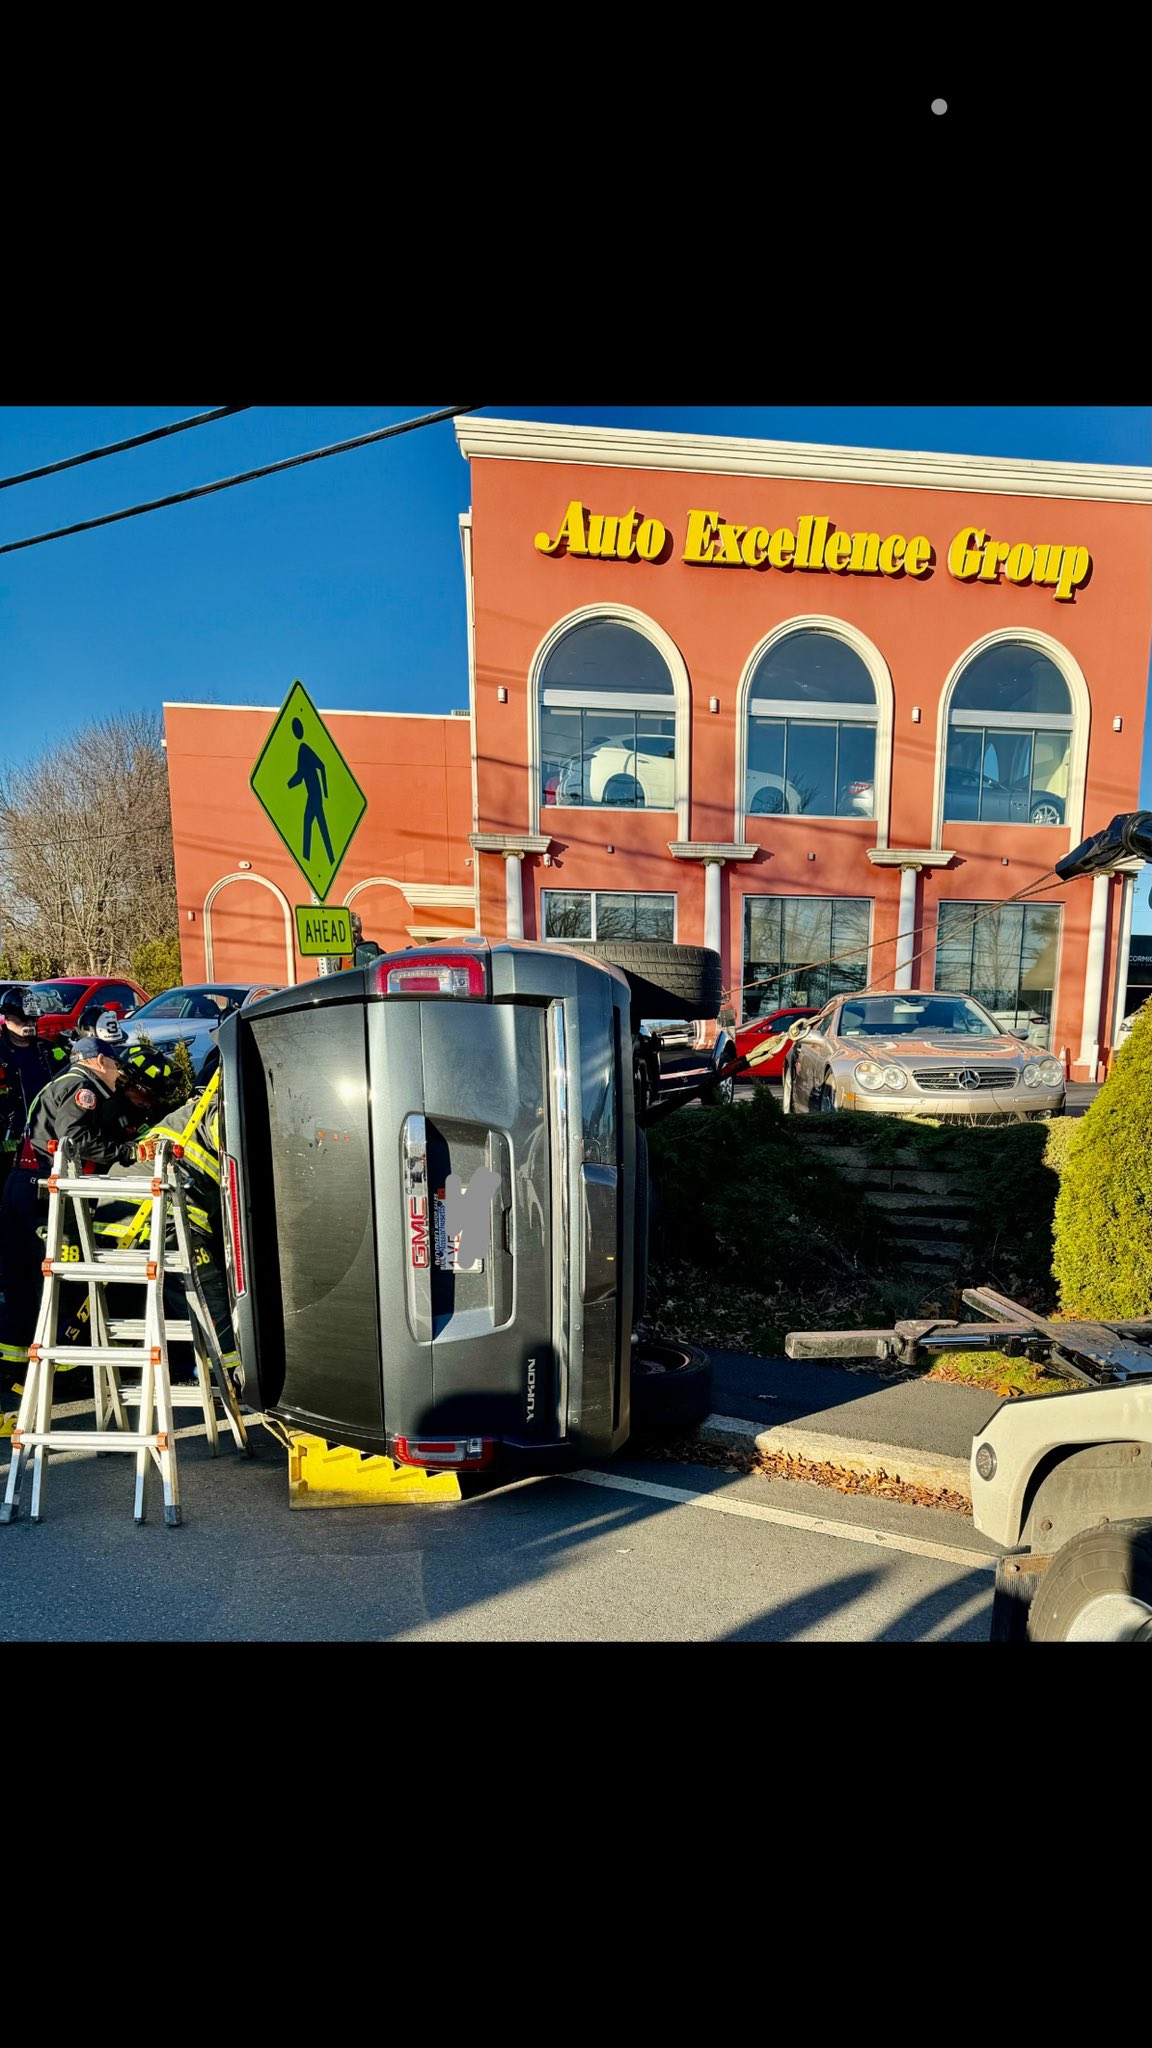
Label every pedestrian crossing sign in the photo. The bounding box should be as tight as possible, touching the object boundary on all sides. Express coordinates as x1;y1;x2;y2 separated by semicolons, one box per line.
249;681;367;900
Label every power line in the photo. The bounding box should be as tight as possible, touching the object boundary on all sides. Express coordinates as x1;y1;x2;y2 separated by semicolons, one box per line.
0;407;252;493
0;406;485;557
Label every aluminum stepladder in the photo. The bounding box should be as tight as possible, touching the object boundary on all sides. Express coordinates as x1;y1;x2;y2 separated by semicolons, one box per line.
0;1131;251;1527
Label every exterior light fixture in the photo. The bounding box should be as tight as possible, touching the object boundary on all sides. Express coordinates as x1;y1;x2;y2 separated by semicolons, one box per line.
238;860;252;870
709;696;720;713
606;844;615;854
497;686;508;703
807;852;816;862
1114;716;1123;732
912;706;922;723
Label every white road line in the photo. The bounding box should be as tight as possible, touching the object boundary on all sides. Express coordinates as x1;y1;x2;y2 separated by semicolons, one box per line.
567;1468;996;1571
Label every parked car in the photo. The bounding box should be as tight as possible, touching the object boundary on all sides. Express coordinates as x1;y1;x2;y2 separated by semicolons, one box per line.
217;937;724;1473
27;976;149;1042
782;988;1066;1120
125;982;279;1082
635;1014;736;1117
944;766;1065;828
554;740;675;808
734;1005;819;1080
1115;1002;1148;1050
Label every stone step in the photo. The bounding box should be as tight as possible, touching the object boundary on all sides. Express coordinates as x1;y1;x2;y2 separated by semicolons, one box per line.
894;1241;972;1264
886;1215;974;1242
865;1187;979;1216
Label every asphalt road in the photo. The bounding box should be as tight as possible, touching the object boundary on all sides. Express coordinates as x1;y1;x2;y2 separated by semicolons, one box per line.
0;1383;1000;1642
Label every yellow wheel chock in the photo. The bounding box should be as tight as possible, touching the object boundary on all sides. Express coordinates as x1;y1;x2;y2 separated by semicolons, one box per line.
285;1430;462;1508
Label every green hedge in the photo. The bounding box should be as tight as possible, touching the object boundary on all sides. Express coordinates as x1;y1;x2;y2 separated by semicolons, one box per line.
1053;1005;1152;1317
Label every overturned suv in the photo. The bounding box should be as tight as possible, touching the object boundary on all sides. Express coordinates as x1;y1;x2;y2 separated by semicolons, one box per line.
216;937;726;1475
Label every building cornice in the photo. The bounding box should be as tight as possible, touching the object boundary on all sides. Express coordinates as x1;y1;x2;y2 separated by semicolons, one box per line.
455;418;1152;506
867;847;956;869
469;832;552;855
668;841;758;862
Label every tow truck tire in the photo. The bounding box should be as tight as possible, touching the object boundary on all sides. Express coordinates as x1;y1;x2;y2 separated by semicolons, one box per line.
627;1339;713;1441
1027;1519;1152;1642
565;941;722;1023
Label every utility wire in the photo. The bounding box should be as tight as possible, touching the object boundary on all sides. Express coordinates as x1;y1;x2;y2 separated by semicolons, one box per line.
0;406;484;556
0;407;252;492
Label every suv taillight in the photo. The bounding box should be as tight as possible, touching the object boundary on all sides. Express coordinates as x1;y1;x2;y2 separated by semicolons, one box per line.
390;1435;495;1471
372;952;488;999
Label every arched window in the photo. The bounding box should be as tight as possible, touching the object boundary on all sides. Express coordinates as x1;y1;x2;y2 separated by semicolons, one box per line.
539;619;677;811
744;629;878;819
943;642;1072;827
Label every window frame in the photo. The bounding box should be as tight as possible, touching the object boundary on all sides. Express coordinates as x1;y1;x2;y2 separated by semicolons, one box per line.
933;897;1064;1048
739;893;874;1025
540;889;679;944
528;605;691;838
933;629;1089;849
735;619;895;846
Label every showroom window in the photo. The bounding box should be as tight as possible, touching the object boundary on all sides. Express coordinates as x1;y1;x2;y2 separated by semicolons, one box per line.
539;619;677;810
943;642;1073;827
744;629;878;820
935;900;1062;1046
542;891;676;942
742;897;871;1020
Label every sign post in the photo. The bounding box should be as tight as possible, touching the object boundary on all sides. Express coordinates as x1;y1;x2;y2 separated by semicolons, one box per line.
250;681;367;976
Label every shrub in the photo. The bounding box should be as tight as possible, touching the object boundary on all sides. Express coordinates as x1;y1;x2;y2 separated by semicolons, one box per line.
1053;1003;1152;1317
647;1086;890;1294
131;934;183;999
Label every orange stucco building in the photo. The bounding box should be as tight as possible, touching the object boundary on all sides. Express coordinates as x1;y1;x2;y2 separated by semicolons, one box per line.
164;418;1152;1081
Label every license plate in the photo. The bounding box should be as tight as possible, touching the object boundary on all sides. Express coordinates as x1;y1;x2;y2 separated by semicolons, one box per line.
433;1189;484;1274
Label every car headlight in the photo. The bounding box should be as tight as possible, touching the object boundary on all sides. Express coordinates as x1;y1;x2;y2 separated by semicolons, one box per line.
1038;1057;1064;1088
854;1061;908;1092
1022;1064;1041;1086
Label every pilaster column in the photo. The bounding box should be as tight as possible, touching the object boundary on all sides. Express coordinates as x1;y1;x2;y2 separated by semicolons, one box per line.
894;864;921;990
1079;870;1112;1075
703;858;723;956
1111;869;1137;1044
503;851;525;940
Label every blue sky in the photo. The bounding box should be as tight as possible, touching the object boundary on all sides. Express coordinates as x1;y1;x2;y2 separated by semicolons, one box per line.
3;404;1151;922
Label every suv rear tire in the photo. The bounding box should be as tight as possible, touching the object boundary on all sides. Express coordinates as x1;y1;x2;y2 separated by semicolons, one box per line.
627;1339;713;1441
563;941;722;1023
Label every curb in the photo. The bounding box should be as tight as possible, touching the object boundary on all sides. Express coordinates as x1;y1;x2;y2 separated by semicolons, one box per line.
696;1413;972;1503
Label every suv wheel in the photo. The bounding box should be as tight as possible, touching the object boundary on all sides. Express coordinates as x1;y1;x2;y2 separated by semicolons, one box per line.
564;941;722;1023
628;1339;713;1441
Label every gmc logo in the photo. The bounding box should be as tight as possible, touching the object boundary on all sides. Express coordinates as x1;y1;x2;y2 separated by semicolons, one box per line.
409;1195;429;1267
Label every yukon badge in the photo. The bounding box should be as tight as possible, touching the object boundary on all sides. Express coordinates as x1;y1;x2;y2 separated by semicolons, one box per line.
526;1356;537;1422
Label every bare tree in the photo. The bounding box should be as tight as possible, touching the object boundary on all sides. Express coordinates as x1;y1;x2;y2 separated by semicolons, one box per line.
0;712;177;976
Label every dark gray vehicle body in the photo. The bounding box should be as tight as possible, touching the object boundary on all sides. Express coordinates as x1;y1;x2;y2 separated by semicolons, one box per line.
216;939;635;1465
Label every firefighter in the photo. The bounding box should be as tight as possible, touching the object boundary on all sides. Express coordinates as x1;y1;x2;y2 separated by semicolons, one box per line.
0;987;70;1198
0;1028;156;1407
91;1071;240;1386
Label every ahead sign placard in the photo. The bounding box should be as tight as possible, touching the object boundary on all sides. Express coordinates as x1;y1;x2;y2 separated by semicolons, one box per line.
295;904;353;957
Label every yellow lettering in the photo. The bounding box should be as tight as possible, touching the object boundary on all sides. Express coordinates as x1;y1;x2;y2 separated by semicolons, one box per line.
1032;543;1061;585
1054;544;1090;601
717;522;746;566
878;533;907;575
823;530;853;572
948;527;985;581
766;526;795;569
979;539;1012;582
849;530;882;573
615;508;639;560
795;516;831;569
741;525;771;567
683;510;720;565
534;500;588;557
904;535;933;577
1004;542;1035;583
587;513;625;559
635;517;666;562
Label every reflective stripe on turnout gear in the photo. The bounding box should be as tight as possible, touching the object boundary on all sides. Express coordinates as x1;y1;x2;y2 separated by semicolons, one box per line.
100;1071;221;1250
0;1341;29;1365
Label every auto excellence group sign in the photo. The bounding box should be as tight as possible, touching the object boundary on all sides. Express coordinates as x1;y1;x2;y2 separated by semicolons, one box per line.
533;501;1092;602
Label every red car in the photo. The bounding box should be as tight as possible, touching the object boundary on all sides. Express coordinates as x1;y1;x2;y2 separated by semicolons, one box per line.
734;1005;819;1080
28;976;149;1042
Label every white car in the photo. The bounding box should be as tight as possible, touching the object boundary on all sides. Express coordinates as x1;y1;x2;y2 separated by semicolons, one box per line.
1116;1004;1147;1049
